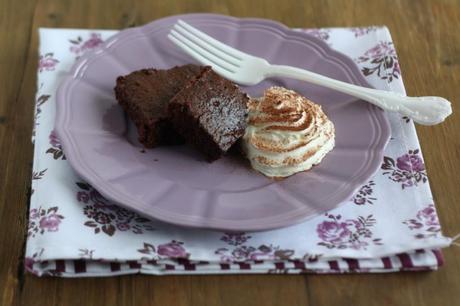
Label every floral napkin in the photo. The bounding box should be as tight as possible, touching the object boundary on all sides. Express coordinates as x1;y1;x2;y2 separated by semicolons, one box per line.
26;26;452;277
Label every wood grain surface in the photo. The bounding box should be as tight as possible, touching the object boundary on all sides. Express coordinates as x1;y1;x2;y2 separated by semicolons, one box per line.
0;0;459;305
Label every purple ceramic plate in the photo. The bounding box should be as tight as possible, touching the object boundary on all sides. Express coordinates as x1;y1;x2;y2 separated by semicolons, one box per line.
56;13;390;231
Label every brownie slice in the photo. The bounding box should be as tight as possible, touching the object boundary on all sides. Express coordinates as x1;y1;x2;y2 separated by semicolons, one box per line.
168;67;249;161
114;64;204;148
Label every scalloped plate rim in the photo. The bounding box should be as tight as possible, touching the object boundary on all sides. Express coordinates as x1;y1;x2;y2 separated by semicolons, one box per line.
55;13;391;231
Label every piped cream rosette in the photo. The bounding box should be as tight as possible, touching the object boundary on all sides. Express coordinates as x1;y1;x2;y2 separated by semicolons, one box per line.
242;87;335;178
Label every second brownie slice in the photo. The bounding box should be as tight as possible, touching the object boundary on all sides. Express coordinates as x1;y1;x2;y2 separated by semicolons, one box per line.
168;67;249;161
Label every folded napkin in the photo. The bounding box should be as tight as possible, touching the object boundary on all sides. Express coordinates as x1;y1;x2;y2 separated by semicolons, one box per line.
26;26;451;277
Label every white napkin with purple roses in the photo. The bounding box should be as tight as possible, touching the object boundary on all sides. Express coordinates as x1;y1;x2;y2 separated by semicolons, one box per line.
26;26;452;277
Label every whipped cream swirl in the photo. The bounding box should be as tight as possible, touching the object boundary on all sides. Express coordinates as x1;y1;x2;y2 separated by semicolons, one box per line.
242;87;335;178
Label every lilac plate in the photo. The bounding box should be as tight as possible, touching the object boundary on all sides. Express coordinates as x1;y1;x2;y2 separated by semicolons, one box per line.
56;14;390;231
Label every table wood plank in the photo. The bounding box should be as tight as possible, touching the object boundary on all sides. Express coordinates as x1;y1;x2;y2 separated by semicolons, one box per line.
0;1;37;306
0;1;459;306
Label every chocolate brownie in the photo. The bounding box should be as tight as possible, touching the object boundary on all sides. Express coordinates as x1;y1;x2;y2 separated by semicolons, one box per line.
114;64;204;148
168;67;249;161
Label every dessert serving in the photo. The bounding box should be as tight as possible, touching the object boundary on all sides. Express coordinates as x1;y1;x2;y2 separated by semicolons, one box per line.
115;66;334;176
242;87;335;178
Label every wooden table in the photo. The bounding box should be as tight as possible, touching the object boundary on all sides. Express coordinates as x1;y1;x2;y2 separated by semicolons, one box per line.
1;0;459;305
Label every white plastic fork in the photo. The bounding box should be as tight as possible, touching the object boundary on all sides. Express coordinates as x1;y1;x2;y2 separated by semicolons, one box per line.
168;20;452;125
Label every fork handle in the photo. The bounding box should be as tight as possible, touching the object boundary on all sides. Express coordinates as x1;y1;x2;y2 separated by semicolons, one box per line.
268;65;452;125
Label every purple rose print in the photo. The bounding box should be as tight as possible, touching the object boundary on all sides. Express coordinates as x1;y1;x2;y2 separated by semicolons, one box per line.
317;220;351;243
350;26;378;37
355;41;400;82
137;241;190;259
396;153;425;172
417;206;439;226
69;33;104;58
381;149;427;189
28;206;64;237
77;191;90;203
215;245;294;262
39;214;62;232
316;213;382;250
46;130;66;160
24;248;44;276
116;222;130;231
76;182;155;236
403;204;441;239
351;181;376;205
38;53;59;72
157;241;189;258
220;232;252;246
29;208;39;220
302;29;331;42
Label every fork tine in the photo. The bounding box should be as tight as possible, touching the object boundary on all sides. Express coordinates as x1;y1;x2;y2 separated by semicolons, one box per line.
177;20;247;60
173;23;241;67
168;33;211;65
167;32;236;76
169;30;237;73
